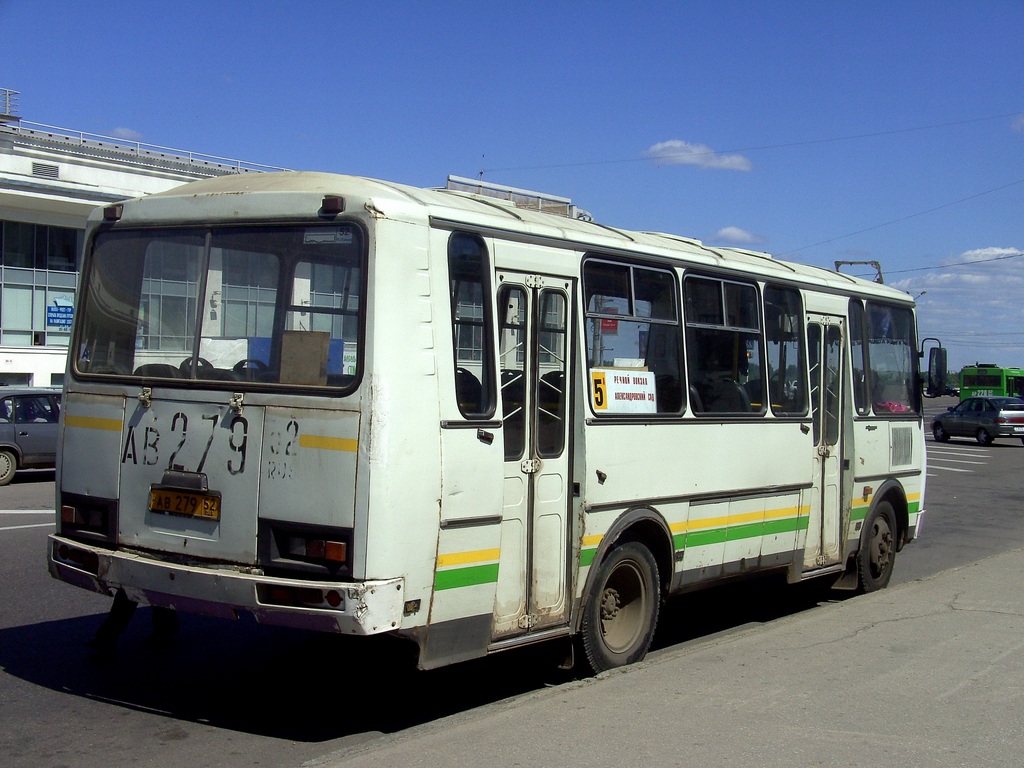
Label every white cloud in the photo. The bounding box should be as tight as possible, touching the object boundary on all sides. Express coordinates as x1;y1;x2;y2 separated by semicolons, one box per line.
714;226;763;245
645;140;752;171
891;247;1024;371
111;127;143;141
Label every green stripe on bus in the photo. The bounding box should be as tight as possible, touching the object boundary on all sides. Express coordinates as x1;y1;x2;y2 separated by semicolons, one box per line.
434;563;500;591
853;500;921;521
673;515;809;551
580;548;597;568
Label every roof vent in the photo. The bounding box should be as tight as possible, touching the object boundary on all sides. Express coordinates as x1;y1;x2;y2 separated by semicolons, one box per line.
32;162;60;179
444;175;591;220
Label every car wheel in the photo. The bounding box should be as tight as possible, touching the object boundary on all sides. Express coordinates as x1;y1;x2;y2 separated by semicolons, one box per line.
932;423;949;442
580;542;660;673
0;449;16;486
857;501;897;593
976;428;993;446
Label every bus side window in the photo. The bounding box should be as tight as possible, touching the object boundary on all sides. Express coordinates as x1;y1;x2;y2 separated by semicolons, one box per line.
448;233;496;419
583;258;683;415
764;285;807;415
683;275;764;415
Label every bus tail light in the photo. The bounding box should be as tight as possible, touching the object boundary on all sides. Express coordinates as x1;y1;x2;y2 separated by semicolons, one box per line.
54;542;100;575
257;584;344;610
58;494;117;541
305;539;347;563
259;520;353;576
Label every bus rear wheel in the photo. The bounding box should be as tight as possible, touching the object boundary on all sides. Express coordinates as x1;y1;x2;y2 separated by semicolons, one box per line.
857;501;897;593
580;542;660;673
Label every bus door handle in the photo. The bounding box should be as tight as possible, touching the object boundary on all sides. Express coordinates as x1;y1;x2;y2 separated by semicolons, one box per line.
477;429;494;445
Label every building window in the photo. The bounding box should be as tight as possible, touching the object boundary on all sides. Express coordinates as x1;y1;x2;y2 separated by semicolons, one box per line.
1;220;82;271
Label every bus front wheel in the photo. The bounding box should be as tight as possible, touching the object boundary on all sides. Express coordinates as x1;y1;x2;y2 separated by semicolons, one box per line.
857;501;897;593
580;542;660;673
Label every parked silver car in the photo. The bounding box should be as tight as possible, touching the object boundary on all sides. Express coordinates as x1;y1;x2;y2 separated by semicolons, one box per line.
931;396;1024;446
0;387;62;485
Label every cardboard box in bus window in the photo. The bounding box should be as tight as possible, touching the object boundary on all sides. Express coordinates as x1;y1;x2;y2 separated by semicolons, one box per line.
280;330;329;385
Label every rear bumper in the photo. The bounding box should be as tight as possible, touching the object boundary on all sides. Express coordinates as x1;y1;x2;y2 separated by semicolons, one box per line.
48;534;404;635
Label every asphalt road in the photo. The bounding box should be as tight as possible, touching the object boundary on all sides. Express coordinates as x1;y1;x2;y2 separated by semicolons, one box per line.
2;395;1021;768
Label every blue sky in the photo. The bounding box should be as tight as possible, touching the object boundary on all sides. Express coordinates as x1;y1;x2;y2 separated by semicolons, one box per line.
2;0;1022;372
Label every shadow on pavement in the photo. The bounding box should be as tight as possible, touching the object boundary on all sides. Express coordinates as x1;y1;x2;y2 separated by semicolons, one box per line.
8;469;55;485
0;573;839;743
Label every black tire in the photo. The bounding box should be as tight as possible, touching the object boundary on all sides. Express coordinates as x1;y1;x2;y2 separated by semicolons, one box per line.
932;423;949;442
976;428;993;446
857;501;897;593
580;542;660;673
0;449;16;486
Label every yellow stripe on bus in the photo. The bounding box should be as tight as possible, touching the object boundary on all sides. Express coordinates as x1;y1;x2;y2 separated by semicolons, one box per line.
63;414;122;432
298;434;358;452
436;548;501;568
669;504;809;534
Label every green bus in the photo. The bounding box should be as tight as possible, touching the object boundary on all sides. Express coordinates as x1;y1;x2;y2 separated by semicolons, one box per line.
959;364;1024;400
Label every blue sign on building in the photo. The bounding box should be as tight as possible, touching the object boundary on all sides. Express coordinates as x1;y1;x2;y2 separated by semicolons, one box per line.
46;304;74;329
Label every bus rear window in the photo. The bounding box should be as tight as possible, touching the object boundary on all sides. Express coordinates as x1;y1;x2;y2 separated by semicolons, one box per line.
74;225;365;390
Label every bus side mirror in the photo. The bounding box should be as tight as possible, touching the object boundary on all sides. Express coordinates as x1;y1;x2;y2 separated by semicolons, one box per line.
927;346;948;397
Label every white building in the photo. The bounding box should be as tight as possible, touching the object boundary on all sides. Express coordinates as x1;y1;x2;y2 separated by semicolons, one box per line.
0;88;280;386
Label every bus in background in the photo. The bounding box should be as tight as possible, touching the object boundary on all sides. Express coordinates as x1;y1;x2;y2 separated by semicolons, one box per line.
49;172;937;672
959;364;1024;400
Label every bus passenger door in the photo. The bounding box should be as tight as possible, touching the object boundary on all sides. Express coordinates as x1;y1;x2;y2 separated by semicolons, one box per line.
805;315;845;570
492;273;573;639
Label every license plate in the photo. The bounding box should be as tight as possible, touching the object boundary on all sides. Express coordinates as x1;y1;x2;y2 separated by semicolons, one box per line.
1014;426;1024;433
149;488;222;520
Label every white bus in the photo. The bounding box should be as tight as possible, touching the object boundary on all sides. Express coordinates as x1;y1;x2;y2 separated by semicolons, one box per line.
49;171;931;671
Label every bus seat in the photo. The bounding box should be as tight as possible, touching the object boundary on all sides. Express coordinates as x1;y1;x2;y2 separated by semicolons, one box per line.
133;364;180;378
700;377;750;413
688;385;704;413
656;375;682;412
539;371;565;416
199;368;241;382
455;367;482;412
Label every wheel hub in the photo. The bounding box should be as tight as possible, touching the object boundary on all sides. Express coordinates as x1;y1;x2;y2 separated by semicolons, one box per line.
601;587;621;622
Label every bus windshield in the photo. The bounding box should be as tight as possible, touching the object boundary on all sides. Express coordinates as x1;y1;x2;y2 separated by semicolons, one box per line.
74;224;365;390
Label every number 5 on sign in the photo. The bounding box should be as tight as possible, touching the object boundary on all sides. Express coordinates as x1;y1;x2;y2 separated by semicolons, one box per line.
591;371;608;410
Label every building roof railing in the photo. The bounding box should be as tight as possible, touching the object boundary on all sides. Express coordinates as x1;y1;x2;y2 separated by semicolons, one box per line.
1;87;19;123
2;118;288;175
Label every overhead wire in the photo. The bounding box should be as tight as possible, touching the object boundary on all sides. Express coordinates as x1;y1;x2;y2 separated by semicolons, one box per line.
478;111;1023;174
